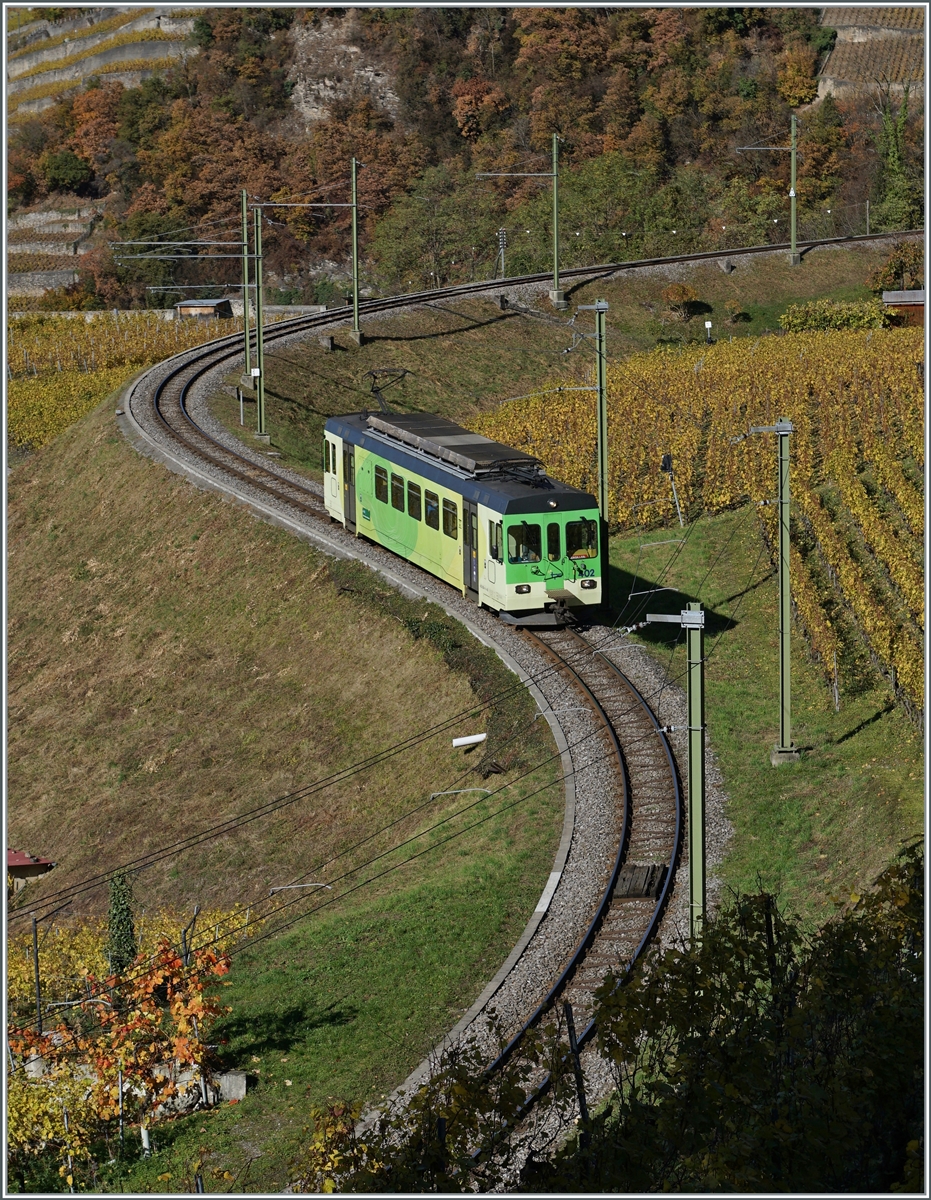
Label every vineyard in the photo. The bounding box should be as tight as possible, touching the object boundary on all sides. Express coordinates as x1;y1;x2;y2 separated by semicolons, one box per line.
7;904;257;1191
472;328;924;715
6;312;284;450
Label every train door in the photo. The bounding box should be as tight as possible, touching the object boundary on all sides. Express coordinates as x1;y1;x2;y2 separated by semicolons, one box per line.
343;443;356;533
463;500;479;596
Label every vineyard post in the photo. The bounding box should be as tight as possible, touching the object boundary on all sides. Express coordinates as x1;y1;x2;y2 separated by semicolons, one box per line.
646;604;705;939
751;419;799;764
32;916;42;1035
253;208;266;439
241;189;251;378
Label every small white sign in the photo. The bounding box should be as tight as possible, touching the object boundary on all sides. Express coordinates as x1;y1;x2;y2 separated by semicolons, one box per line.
705;321;712;329
251;367;261;377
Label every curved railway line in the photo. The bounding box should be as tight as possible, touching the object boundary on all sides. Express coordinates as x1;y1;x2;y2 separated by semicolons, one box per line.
120;233;879;1133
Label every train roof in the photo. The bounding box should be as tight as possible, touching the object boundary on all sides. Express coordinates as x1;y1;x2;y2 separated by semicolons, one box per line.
325;412;598;515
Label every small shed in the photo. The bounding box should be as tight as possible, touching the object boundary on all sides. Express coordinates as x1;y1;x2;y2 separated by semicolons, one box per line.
7;848;56;893
881;290;924;326
175;298;234;320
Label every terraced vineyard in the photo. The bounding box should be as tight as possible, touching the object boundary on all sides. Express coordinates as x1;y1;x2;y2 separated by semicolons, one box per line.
473;328;924;716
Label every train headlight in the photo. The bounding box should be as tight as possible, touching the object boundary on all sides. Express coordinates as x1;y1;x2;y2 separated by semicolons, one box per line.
580;579;598;590
515;584;531;594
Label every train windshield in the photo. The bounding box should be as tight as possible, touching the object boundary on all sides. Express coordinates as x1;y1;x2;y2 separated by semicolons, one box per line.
566;518;598;559
508;522;541;563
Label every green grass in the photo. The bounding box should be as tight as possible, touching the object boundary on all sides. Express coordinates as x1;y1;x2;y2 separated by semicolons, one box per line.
606;508;922;922
96;831;558;1192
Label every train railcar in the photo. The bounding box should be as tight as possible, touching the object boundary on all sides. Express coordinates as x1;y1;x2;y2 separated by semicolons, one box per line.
322;411;602;624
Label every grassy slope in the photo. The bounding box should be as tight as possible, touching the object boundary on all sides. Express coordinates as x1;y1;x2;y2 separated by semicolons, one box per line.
7;395;562;1192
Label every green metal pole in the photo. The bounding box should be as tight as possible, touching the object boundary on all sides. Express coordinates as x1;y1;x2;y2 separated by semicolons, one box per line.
351;157;360;337
776;420;793;754
686;602;705;941
595;300;608;519
254;207;265;437
595;299;610;609
241;189;251;376
552;133;560;295
789;115;799;265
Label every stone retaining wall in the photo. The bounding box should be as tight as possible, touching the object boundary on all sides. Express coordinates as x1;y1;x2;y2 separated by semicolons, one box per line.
8;38;194;96
8;12;193;79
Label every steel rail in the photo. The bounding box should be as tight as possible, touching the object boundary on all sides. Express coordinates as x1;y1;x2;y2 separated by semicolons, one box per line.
479;627;682;1093
483;628;632;1076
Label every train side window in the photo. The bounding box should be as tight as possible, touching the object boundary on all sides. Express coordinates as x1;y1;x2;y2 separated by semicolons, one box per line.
391;473;405;511
375;465;388;503
425;490;440;530
442;499;458;539
547;522;561;561
508;522;541;563
489;520;503;563
566;518;598;558
408;481;422;521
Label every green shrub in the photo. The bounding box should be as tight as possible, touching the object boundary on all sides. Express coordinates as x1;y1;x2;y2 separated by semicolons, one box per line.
779;298;888;332
39;149;92;194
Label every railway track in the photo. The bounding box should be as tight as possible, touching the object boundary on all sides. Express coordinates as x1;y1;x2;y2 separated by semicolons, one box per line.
121;232;882;1121
530;626;681;1029
479;624;681;1118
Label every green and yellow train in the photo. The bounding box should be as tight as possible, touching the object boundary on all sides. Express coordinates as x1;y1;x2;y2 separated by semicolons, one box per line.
323;411;603;624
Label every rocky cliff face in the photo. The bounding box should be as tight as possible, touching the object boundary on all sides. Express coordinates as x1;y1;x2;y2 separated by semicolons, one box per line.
285;11;401;131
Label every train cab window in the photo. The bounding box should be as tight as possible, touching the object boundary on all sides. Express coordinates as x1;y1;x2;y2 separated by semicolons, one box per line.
331;442;337;474
375;465;388;503
566;518;598;558
489;520;503;563
425;490;440;530
508;522;541;563
442;499;458;539
407;481;422;521
322;439;328;472
391;473;405;511
547;523;561;561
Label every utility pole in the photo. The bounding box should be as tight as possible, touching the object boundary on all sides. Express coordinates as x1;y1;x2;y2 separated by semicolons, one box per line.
253;206;267;441
550;132;563;307
477;138;566;307
736;118;801;265
350;156;362;344
750;419;798;764
646;603;706;939
789;115;799;265
577;300;610;608
241;188;251;381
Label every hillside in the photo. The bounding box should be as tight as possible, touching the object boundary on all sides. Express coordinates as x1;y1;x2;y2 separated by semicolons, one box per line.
6;7;922;312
